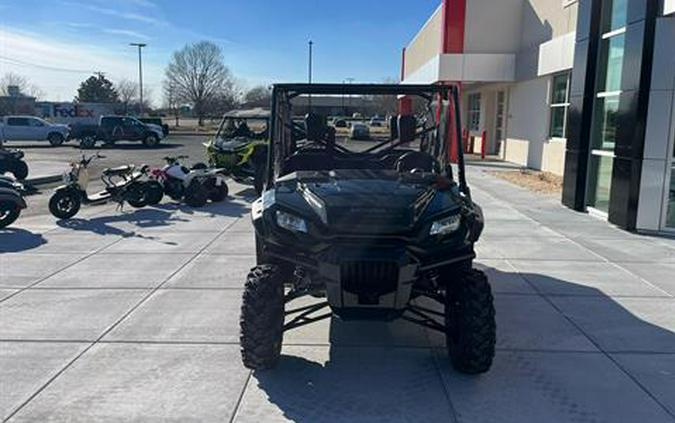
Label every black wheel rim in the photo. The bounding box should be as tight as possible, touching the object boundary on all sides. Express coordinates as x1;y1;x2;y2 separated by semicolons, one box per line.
57;196;75;213
0;204;12;221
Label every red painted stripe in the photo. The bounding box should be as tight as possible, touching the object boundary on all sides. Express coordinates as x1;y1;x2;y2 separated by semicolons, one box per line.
441;0;466;54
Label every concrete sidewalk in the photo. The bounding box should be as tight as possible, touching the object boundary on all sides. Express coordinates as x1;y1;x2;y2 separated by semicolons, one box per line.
1;174;674;422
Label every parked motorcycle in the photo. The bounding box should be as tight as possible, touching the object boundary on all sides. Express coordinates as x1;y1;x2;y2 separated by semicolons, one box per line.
0;148;29;180
0;176;27;228
48;153;150;219
148;156;227;207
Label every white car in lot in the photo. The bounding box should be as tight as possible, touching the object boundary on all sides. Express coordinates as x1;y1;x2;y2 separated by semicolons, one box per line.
0;116;70;146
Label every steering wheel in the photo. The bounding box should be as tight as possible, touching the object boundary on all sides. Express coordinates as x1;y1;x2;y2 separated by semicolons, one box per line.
395;151;435;173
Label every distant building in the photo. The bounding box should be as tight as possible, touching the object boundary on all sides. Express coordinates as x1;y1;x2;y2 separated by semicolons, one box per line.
0;85;36;115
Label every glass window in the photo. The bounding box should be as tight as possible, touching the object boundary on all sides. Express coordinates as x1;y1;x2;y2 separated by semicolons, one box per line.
549;108;567;138
591;95;620;151
603;0;628;33
549;73;570;138
552;74;569;104
597;34;625;93
7;118;29;126
29;118;45;127
468;93;481;131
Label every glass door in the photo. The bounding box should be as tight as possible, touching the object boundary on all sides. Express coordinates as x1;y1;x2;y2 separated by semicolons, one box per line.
586;0;627;215
495;91;506;144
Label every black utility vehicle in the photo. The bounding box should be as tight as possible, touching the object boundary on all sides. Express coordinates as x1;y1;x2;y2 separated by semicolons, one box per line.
70;116;165;148
240;83;495;374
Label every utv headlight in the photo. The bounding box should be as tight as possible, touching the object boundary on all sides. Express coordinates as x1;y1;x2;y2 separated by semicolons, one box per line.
430;214;461;236
276;210;308;233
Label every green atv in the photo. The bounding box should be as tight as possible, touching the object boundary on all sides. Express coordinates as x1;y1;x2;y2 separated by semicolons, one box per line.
203;110;270;195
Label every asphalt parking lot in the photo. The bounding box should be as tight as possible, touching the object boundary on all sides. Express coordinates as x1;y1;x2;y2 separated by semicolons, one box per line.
1;165;675;422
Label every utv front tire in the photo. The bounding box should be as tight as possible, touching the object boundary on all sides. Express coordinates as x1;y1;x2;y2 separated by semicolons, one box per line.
445;269;496;374
240;265;284;369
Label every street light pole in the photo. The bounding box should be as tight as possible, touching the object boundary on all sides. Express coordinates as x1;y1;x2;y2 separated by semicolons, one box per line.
130;43;146;116
308;40;313;111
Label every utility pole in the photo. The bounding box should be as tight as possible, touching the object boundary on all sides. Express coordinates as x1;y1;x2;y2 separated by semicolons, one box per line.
130;43;146;116
308;40;313;110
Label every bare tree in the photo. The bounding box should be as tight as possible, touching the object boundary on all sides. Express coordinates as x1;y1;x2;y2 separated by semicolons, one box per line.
369;77;399;118
163;80;180;126
0;72;44;99
164;41;235;125
243;85;271;108
117;79;138;114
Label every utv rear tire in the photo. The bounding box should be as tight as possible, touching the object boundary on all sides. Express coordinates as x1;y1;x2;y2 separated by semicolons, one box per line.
445;269;496;374
240;265;285;369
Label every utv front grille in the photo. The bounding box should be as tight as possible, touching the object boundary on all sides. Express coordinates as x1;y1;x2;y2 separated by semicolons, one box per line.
341;261;399;305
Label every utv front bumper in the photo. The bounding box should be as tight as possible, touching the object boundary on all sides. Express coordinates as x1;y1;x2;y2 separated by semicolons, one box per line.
261;234;475;313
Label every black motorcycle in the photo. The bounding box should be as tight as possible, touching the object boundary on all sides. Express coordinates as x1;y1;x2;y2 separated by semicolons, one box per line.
48;153;150;219
0;176;27;228
0;148;29;180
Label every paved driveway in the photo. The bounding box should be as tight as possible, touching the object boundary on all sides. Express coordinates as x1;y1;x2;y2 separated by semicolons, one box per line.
1;170;674;422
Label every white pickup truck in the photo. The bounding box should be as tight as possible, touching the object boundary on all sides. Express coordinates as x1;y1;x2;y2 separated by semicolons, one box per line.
0;116;70;146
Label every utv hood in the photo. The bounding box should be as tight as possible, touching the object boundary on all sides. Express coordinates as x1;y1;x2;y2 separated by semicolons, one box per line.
276;169;455;235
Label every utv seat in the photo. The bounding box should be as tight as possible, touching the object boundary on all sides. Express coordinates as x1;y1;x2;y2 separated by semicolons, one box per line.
395;151;435;173
397;115;417;144
284;151;335;172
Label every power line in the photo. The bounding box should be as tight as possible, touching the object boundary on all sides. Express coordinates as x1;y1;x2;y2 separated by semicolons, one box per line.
0;55;96;74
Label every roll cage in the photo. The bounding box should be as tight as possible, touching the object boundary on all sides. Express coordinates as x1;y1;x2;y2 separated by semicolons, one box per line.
266;83;468;197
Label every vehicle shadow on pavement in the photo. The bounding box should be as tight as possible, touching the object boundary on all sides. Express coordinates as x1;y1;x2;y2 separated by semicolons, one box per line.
154;199;250;218
252;268;675;422
56;208;189;240
0;228;47;252
98;142;184;151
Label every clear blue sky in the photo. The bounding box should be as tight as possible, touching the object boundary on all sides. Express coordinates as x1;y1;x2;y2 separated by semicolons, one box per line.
0;0;440;103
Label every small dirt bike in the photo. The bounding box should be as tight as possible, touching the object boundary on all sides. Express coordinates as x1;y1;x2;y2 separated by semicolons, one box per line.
147;156;228;207
0;176;27;228
0;147;29;180
48;153;150;219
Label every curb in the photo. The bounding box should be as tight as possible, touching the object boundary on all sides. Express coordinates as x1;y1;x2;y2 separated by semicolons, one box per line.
24;174;62;186
169;132;216;136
